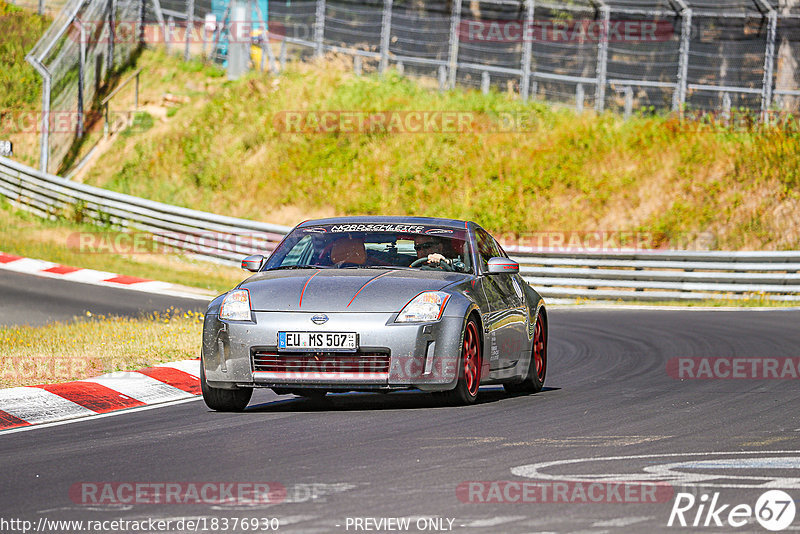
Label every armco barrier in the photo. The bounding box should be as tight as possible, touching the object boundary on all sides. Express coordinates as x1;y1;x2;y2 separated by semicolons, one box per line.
507;249;800;302
2;155;799;301
0;156;291;263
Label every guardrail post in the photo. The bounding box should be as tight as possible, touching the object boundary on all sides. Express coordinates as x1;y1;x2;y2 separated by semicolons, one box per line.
722;91;731;124
396;60;403;74
594;5;610;112
576;83;584;112
623;85;633;118
184;0;195;61
520;0;534;101
438;65;447;90
354;55;362;75
672;8;692;113
481;71;490;94
314;0;326;58
379;0;392;74
447;0;462;89
761;10;777;123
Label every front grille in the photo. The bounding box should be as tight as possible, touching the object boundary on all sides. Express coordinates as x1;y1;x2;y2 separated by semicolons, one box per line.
252;350;391;375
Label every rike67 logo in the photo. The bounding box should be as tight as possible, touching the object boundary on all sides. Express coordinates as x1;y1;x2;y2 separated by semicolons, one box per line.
669;490;796;531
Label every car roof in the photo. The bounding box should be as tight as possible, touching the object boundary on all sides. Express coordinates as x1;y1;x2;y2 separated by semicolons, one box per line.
297;216;473;230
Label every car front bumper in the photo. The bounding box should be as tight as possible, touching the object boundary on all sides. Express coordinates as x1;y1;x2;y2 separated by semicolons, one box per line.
202;311;464;391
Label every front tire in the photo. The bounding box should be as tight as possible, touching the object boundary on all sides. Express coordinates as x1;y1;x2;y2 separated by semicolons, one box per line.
440;317;482;405
504;310;547;395
200;363;253;412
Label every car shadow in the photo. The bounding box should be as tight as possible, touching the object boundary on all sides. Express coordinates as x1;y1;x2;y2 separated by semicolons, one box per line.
244;386;560;413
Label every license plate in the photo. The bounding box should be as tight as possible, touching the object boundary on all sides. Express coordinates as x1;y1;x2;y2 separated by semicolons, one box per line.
277;332;358;352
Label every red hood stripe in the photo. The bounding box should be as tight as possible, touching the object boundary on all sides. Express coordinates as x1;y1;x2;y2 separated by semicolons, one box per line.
346;270;397;308
299;270;322;307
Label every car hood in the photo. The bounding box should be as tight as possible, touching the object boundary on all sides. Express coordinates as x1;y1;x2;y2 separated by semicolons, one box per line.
240;268;470;313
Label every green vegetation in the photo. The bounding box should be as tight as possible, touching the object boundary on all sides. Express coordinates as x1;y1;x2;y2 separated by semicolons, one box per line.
0;309;203;387
80;51;800;250
0;0;49;110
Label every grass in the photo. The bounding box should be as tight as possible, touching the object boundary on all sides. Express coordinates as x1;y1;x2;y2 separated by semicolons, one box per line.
0;309;203;388
0;0;48;110
77;51;800;250
0;0;50;167
0;197;246;294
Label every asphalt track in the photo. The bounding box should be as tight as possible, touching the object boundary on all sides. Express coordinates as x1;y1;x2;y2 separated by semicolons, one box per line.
0;270;209;326
1;273;800;533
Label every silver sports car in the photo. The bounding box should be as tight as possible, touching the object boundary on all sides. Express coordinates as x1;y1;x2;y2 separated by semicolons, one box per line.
201;216;547;410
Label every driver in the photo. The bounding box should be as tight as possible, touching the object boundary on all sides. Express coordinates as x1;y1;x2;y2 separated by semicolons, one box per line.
413;236;466;272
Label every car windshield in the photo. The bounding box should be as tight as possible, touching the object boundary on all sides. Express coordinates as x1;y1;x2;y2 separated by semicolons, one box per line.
264;223;473;274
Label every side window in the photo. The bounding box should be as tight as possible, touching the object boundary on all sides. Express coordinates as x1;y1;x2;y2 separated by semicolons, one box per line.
475;229;496;272
281;235;314;266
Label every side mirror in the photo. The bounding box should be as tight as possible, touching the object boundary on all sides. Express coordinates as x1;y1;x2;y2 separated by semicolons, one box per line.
241;254;266;272
487;257;519;274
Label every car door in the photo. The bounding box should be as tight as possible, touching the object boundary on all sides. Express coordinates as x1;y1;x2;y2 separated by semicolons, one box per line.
494;239;531;371
474;228;521;376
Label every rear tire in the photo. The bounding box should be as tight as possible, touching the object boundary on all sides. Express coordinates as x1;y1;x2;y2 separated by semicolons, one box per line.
441;317;482;405
504;311;547;395
200;363;252;412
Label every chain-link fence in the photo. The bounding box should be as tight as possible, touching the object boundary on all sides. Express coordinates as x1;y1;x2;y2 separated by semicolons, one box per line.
7;0;67;16
25;0;144;173
253;0;800;117
25;0;800;174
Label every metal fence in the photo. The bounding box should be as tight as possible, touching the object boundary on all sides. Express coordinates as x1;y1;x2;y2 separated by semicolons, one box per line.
6;0;65;15
128;0;800;116
3;155;800;302
24;0;144;175
229;0;800;116
24;0;800;175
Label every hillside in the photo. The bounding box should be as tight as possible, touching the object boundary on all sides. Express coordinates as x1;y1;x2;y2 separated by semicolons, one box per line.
0;0;50;167
77;51;800;250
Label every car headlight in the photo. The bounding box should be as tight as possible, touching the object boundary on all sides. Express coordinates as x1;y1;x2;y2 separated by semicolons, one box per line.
220;289;252;321
396;291;450;323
